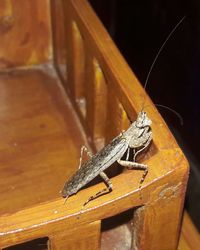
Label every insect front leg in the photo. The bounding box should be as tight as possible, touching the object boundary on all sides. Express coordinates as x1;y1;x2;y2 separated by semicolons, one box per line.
83;171;113;206
133;133;152;162
125;147;131;160
78;145;93;169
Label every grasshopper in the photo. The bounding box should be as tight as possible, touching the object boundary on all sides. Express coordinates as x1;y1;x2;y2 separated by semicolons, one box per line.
61;16;185;206
62;111;152;205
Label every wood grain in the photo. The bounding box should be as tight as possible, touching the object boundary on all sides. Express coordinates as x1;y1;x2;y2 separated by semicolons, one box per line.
51;0;68;81
0;0;189;249
132;166;188;250
0;0;52;69
0;148;188;248
85;55;107;149
0;66;87;216
178;212;200;250
49;221;100;250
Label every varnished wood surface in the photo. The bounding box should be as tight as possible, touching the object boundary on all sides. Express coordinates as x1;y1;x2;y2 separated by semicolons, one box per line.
100;211;200;250
0;66;87;216
50;221;101;250
0;0;52;69
178;212;200;250
63;0;182;154
0;139;188;247
0;0;189;249
51;0;67;81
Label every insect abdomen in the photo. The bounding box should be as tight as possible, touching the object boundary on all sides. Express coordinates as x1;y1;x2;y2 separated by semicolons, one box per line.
63;136;128;195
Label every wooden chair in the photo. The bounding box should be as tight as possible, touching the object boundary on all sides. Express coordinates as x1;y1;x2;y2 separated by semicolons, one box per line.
0;0;189;249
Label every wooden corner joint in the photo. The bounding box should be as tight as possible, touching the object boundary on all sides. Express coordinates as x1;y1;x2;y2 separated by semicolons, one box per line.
146;154;189;206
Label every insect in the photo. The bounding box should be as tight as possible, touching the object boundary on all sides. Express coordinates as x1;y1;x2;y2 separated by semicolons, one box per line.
61;16;185;206
62;111;152;205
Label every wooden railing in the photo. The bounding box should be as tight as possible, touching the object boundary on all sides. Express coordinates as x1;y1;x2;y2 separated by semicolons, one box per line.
0;0;189;249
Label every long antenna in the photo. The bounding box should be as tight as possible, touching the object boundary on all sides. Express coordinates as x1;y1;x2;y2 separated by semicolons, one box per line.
143;16;186;91
155;104;183;125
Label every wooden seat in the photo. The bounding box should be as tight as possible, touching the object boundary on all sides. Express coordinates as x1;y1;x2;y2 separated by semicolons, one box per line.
0;0;189;249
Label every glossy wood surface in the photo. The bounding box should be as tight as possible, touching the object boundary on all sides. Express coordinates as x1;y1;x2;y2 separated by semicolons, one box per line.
50;221;100;250
0;0;189;249
100;211;200;250
51;0;67;81
178;212;200;250
0;0;52;69
0;66;87;215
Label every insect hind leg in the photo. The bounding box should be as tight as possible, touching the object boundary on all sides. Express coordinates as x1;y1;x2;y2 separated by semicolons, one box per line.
83;171;112;206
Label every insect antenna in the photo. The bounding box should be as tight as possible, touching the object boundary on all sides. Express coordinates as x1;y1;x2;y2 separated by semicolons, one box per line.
139;16;186;202
155;104;183;125
142;103;183;125
141;15;186;110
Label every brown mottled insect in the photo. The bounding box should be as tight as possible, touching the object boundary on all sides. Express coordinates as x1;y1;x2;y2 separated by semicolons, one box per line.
61;16;185;206
62;111;152;205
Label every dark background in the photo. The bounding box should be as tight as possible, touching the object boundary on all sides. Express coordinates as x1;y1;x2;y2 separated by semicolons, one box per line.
89;0;200;231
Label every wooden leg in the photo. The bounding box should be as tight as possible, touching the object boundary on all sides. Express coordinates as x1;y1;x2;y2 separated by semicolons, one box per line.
49;221;100;250
132;182;186;250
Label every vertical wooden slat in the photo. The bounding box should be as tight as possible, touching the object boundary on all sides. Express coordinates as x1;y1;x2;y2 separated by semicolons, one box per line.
50;0;67;81
86;55;107;150
49;221;101;250
65;11;85;103
132;171;187;250
64;16;73;96
71;21;85;101
105;87;130;144
103;87;130;177
0;0;52;69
